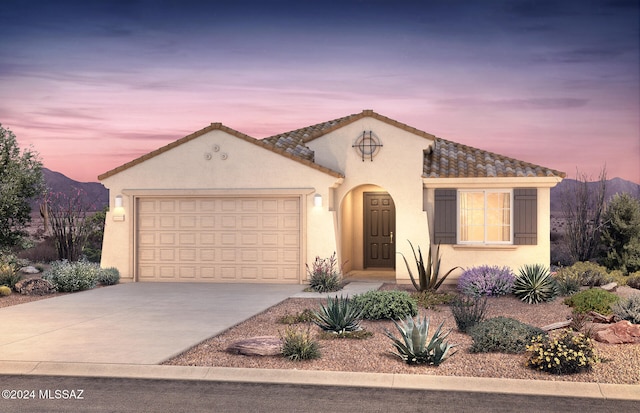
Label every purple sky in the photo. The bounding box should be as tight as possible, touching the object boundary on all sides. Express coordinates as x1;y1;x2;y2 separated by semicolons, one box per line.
1;0;638;183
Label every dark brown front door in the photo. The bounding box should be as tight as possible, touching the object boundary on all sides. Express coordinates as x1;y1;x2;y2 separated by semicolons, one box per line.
363;192;396;268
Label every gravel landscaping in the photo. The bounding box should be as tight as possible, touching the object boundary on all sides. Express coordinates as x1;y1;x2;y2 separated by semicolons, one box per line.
163;284;640;385
2;281;638;384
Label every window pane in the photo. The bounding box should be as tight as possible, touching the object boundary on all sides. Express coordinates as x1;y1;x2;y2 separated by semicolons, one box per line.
460;192;484;242
460;191;511;243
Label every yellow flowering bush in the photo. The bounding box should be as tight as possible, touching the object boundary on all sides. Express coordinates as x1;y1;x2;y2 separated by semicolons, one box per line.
525;331;597;375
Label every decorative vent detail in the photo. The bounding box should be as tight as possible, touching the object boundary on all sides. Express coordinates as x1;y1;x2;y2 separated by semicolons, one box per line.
352;131;383;161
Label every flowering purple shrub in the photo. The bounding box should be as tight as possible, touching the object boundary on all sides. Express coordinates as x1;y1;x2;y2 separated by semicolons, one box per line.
457;265;515;298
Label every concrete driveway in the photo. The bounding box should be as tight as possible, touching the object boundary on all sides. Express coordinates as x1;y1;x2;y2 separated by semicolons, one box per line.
0;283;305;365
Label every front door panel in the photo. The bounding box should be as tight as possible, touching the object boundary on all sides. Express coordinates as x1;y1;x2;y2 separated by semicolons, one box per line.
364;192;396;268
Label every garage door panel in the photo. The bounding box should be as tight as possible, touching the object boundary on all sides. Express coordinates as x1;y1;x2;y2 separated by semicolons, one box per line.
137;196;301;283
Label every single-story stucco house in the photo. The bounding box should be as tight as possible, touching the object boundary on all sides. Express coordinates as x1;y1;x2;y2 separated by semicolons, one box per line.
99;110;565;284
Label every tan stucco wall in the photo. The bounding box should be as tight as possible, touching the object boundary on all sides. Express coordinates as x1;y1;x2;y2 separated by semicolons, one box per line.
423;179;559;284
100;129;339;282
308;118;433;280
100;116;561;285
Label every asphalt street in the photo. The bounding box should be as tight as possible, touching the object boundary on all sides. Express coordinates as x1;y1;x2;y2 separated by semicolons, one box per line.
1;375;635;413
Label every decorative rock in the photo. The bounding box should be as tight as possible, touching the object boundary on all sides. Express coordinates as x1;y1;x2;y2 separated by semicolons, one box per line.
600;282;618;292
541;320;572;331
14;277;56;296
594;321;640;344
20;266;41;274
226;336;282;356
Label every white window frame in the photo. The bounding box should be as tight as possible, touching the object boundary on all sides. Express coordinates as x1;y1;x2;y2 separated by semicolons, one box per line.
457;189;513;245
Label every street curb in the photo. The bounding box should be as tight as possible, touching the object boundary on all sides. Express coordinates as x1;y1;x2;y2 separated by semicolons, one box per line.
1;361;638;401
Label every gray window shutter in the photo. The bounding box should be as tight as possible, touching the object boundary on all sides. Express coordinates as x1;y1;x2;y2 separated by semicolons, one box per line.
434;189;457;244
513;188;537;245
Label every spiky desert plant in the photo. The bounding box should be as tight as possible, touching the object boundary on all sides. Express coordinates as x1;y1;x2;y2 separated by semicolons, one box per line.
280;327;321;361
313;295;363;334
384;315;456;365
399;241;460;292
450;295;488;333
306;252;342;293
513;264;559;304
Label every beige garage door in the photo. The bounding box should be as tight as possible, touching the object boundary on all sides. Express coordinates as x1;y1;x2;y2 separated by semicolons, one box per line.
136;196;301;283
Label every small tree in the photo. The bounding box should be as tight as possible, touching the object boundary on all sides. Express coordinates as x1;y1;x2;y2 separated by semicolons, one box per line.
0;124;45;248
600;193;640;274
561;168;607;263
45;188;100;261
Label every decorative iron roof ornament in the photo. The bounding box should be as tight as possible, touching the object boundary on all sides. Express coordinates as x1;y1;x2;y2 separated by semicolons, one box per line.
352;131;383;161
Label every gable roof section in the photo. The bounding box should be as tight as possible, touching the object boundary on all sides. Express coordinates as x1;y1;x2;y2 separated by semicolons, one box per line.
262;109;437;160
263;109;564;179
98;122;344;181
424;138;566;178
99;110;565;181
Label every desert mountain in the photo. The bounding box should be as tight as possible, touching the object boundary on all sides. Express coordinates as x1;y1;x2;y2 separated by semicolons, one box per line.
36;168;109;211
550;177;640;214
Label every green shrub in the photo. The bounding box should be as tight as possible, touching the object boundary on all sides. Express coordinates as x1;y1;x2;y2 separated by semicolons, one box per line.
468;317;546;354
612;294;640;324
513;264;558;304
399;241;460;292
351;290;418;320
0;252;24;289
312;295;363;334
278;309;316;325
0;285;12;296
384;315;456;366
306;253;342;293
411;290;456;309
280;327;321;361
526;331;597;374
563;288;620;315
626;273;640;290
450;295;488;333
556;262;613;287
97;267;120;285
43;260;99;292
553;270;581;296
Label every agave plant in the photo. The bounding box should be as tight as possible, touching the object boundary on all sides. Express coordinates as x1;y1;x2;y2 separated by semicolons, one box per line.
384;315;456;365
312;295;363;334
399;241;460;292
513;264;559;304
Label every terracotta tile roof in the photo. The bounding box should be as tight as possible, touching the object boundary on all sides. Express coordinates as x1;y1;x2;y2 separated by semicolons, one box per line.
423;138;565;178
262;113;360;162
99;110;564;181
262;110;564;179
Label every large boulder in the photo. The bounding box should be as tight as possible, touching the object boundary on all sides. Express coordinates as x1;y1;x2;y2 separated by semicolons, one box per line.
14;277;56;296
226;336;282;356
594;321;640;344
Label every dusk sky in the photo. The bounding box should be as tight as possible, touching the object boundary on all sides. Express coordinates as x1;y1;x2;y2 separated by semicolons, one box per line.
1;0;638;183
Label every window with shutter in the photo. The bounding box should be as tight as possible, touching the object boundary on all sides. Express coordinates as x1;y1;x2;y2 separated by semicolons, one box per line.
433;188;537;246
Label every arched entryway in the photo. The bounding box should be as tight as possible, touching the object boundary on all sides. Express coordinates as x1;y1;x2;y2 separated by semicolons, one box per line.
339;184;396;275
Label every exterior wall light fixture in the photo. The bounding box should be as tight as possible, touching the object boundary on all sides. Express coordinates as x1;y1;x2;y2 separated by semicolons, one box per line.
113;195;125;221
314;193;322;208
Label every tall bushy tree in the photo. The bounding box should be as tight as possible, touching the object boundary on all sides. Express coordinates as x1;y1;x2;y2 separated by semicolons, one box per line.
561;169;607;263
600;193;640;274
0;124;45;248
